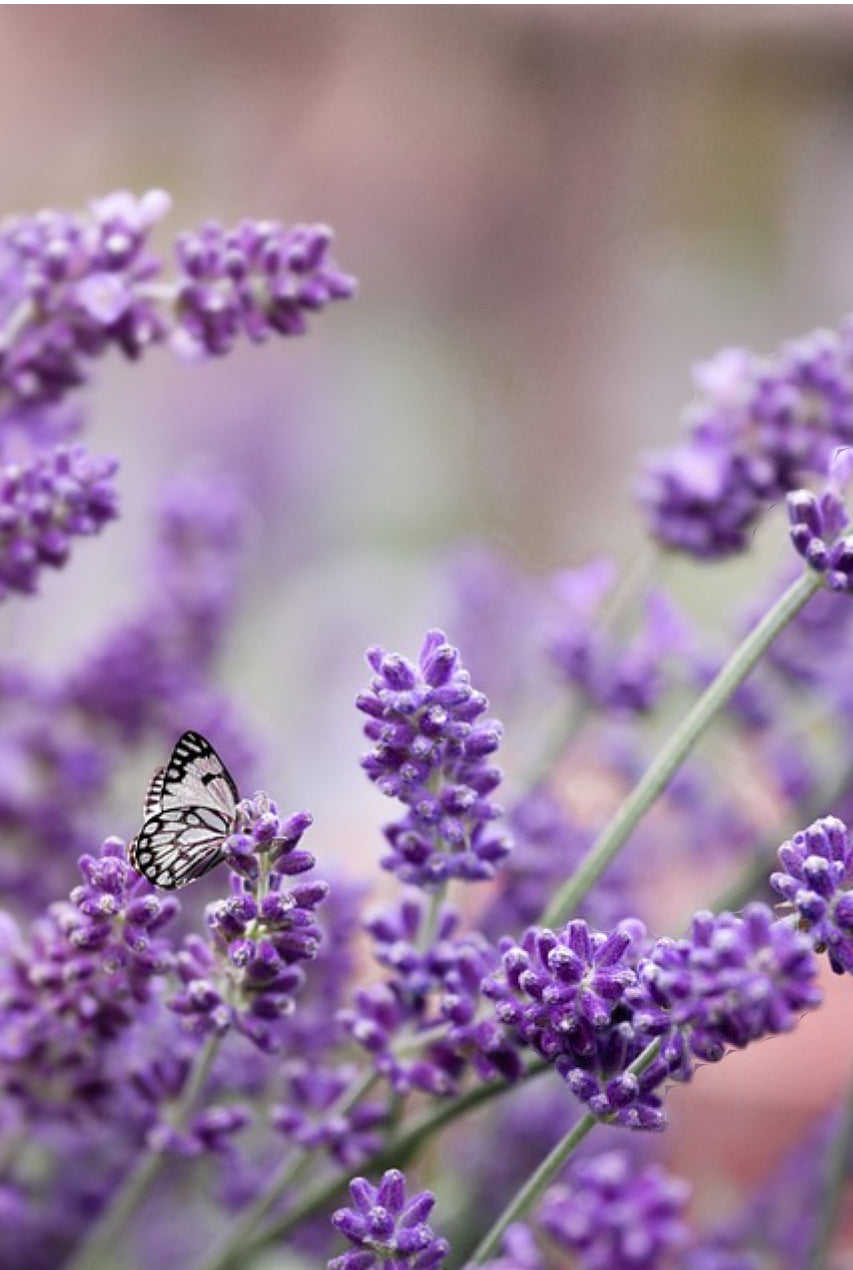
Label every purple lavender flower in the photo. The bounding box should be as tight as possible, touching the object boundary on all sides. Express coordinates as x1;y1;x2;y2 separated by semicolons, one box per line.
482;918;667;1129
271;1061;385;1168
771;814;853;973
638;327;853;557
0;192;355;421
786;484;853;591
629;904;822;1067
329;1168;449;1270
540;1151;690;1270
170;798;327;1051
0;444;118;597
357;630;511;886
0;837;178;1117
546;559;691;714
339;895;521;1095
0;191;170;418
173;219;356;358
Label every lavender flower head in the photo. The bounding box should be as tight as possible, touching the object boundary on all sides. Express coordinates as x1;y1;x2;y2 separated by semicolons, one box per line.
170;796;327;1050
0;190;355;422
357;630;511;886
482;919;667;1129
546;558;690;714
329;1168;449;1270
786;449;853;592
0;837;178;1116
771;814;853;973
629;904;822;1069
540;1151;690;1270
0;444;118;598
638;326;853;557
173;219;356;358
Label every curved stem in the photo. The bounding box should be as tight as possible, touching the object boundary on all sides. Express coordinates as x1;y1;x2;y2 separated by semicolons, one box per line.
542;570;822;929
465;1040;661;1267
193;1067;379;1270
63;1032;221;1270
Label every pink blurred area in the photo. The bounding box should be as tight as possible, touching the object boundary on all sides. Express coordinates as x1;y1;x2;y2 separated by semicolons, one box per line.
3;3;853;1229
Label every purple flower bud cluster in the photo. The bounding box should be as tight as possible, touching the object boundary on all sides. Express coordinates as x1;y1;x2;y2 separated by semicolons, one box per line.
0;191;355;422
0;443;118;598
547;559;690;714
329;1168;449;1270
771;814;853;973
787;486;853;591
339;895;521;1095
174;219;356;358
629;904;821;1068
357;630;511;886
0;191;170;417
0;838;178;1116
540;1151;690;1270
271;1061;386;1168
483;918;667;1129
170;797;327;1051
638;328;853;557
132;1045;251;1158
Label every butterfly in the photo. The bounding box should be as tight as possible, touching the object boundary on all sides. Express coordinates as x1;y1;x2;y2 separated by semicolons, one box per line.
128;730;239;890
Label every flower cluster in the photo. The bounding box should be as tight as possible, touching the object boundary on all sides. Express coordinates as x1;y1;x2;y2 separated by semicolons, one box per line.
483;918;667;1129
329;1169;449;1270
0;443;118;597
271;1062;386;1168
174;219;356;357
170;796;326;1050
0;838;177;1117
339;894;521;1095
638;327;853;557
0;191;354;422
540;1151;690;1270
787;486;853;592
546;559;690;714
629;905;821;1068
357;630;511;886
772;815;853;973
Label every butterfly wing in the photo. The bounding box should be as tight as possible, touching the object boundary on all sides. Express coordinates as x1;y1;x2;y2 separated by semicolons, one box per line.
129;732;240;890
158;731;239;819
129;805;232;890
143;766;167;817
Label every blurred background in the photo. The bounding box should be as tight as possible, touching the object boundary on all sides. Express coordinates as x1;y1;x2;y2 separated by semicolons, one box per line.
2;3;853;1245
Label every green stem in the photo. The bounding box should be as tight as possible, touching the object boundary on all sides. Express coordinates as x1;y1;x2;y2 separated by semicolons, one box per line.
64;1032;221;1270
465;1041;661;1267
192;1068;379;1270
808;1056;853;1270
239;1060;550;1263
542;570;822;929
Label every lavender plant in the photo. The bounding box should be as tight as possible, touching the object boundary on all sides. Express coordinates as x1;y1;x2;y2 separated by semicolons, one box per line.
2;187;853;1270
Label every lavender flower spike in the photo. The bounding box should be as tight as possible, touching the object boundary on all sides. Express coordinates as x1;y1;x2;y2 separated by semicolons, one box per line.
329;1168;449;1270
541;1151;690;1270
771;814;853;973
0;444;118;597
357;630;511;886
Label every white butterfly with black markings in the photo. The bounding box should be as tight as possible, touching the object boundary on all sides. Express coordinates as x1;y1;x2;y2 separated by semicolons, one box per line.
129;731;239;890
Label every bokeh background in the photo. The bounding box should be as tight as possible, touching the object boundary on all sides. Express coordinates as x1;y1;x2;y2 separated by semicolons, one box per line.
2;2;853;1247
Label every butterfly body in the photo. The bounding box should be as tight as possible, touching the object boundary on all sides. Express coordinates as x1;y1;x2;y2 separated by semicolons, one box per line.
129;731;239;889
